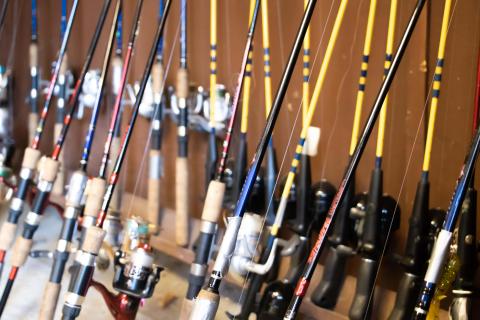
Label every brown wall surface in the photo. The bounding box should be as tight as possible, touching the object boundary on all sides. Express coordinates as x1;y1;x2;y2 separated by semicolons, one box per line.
3;0;480;316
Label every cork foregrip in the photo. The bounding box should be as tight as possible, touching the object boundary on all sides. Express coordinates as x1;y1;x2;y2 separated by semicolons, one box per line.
52;124;65;195
28;113;38;143
179;298;194;320
81;226;106;254
22;147;42;170
175;158;189;247
176;68;189;99
201;181;225;223
152;62;165;95
38;282;61;320
0;222;18;251
29;43;38;68
11;237;33;267
148;177;161;229
40;157;60;183
84;178;106;218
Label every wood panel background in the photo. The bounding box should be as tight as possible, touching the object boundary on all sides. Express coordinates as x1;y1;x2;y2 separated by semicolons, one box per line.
2;0;480;317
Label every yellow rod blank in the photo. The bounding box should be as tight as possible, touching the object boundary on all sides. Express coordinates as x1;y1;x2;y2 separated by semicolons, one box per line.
302;0;311;127
422;0;453;172
240;0;256;134
349;0;378;155
261;0;273;118
375;0;398;159
209;0;217;127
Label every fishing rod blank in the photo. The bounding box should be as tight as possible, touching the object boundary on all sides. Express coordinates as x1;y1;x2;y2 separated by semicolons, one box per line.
0;0;79;281
176;0;189;247
61;2;172;318
39;2;121;319
28;0;39;142
148;0;166;232
284;0;427;318
180;1;261;318
388;0;453;318
413;127;480;319
311;0;378;309
190;0;320;318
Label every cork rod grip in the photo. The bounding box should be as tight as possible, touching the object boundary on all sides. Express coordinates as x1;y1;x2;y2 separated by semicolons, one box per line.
109;137;122;215
39;157;60;183
152;62;165;96
175;158;189;247
52;125;65;195
84;178;106;219
29;43;38;68
179;297;194;320
176;68;189;99
81;226;106;254
11;237;33;267
0;222;18;251
28;113;38;143
22;147;42;170
201;181;225;223
38;282;61;320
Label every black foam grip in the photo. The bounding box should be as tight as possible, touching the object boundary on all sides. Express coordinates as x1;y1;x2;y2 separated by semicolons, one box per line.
349;258;378;320
388;272;421;320
362;167;383;253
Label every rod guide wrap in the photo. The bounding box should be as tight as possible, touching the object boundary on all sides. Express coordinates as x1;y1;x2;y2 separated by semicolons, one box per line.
39;282;61;320
22;147;41;170
201;181;225;223
0;222;17;251
11;237;33;267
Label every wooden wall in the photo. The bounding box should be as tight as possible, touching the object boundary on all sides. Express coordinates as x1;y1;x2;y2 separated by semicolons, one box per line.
3;0;480;316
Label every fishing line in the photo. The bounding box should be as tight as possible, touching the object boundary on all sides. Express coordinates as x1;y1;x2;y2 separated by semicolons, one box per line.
125;8;181;219
320;0;365;178
365;1;459;317
234;0;343;306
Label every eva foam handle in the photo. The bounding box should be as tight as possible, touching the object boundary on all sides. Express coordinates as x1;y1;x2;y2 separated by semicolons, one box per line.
362;167;383;252
39;282;61;320
11;237;33;267
176;157;189;247
232;134;247;205
403;176;429;265
388;272;421;320
329;175;355;245
310;245;349;309
179;298;194;320
348;258;378;320
148;150;161;228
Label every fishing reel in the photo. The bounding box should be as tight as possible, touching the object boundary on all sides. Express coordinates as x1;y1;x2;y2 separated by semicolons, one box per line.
350;192;401;253
222;159;266;212
77;69;102;118
0;66;11;139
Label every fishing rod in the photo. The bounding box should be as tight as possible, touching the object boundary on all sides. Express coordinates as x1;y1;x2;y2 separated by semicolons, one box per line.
284;0;428;318
348;1;400;318
190;0;321;317
229;1;349;318
261;0;278;224
179;1;261;318
388;1;453;318
82;0;144;239
61;2;172;318
205;0;218;189
28;0;39;142
175;0;189;247
38;2;121;319
446;38;480;320
311;0;378;309
0;0;9;36
147;0;165;232
0;0;79;281
230;0;256;209
413;122;480;319
52;0;70;196
0;1;113;314
103;7;124;248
